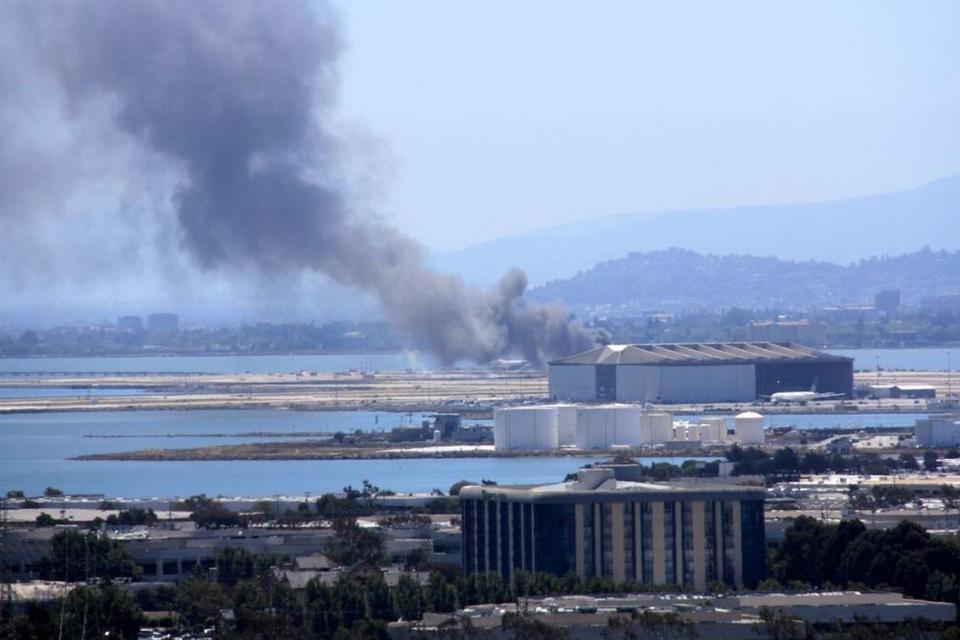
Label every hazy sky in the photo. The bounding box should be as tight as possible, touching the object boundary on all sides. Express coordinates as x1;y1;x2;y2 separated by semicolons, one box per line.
336;1;960;250
1;1;959;327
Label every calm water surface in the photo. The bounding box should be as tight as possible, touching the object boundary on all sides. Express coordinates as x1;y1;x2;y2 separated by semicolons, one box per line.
0;406;918;498
830;348;956;371
0;350;944;497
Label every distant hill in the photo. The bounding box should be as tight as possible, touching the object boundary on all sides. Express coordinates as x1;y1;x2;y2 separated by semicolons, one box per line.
527;247;960;314
435;174;960;286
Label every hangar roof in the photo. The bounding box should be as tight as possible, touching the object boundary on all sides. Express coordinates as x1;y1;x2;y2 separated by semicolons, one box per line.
549;342;852;366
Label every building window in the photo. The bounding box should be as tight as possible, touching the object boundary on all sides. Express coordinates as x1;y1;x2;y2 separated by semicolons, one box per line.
663;501;676;586
740;499;766;588
487;500;499;573
601;503;614;577
722;501;735;586
583;503;596;577
512;502;523;572
640;502;653;584
534;503;576;576
462;499;475;574
623;502;635;582
681;501;694;587
500;501;511;576
475;500;486;573
524;503;534;572
704;501;717;584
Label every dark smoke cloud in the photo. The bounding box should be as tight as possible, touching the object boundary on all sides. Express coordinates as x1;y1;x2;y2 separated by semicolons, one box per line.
4;0;598;366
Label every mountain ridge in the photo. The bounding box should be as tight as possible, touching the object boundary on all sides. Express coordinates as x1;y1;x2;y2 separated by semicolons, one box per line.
527;246;960;314
433;174;960;286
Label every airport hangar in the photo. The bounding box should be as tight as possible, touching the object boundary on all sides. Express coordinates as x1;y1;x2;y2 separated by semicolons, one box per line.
548;342;854;404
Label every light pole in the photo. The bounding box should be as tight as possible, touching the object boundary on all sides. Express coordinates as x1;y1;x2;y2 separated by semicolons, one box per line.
948;350;952;400
876;355;881;408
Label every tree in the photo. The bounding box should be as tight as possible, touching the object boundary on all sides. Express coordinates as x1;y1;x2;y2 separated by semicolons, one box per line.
306;578;338;637
449;480;474;496
772;448;800;473
332;575;368;629
923;450;939;471
502;612;569;640
215;546;259;586
325;518;385;566
755;606;804;640
316;493;375;519
59;584;144;640
394;573;423;621
426;570;458;613
174;576;228;630
231;571;303;638
106;508;158;527
5;489;24;499
365;573;394;622
898;452;919;470
43;487;63;497
602;610;695;640
176;495;245;529
41;530;140;582
34;513;64;527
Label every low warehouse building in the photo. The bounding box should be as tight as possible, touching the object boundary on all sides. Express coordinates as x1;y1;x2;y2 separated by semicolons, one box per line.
549;342;853;404
915;415;960;447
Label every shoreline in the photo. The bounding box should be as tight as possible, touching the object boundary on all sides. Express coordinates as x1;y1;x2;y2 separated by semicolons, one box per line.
71;445;721;462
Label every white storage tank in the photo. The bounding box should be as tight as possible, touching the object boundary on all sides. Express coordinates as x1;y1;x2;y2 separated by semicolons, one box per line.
698;419;724;443
575;404;643;449
701;417;729;442
734;411;765;445
494;406;559;451
671;420;693;441
642;412;674;444
555;404;579;446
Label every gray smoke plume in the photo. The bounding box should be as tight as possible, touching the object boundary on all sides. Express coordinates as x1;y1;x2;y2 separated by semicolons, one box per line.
4;0;597;366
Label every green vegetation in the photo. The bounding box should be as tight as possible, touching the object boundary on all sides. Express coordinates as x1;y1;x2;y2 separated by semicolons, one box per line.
106;508;159;527
8;510;960;639
34;513;68;527
40;530;142;582
769;516;960;603
727;445;939;477
324;518;386;566
1;583;144;640
173;494;245;529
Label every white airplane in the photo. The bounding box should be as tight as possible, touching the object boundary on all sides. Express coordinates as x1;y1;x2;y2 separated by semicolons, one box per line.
767;379;845;405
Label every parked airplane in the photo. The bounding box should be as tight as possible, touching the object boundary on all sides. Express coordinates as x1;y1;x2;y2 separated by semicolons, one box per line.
766;379;844;405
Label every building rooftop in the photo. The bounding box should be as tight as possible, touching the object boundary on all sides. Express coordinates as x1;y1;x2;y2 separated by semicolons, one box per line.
459;468;764;503
549;341;852;366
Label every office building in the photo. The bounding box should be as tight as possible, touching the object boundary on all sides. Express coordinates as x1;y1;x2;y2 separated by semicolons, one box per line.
459;468;765;590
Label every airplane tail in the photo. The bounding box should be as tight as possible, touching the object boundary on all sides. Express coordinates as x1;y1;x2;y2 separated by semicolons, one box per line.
809;377;819;393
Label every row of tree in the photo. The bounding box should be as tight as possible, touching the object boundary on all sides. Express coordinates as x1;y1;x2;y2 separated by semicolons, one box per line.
769;516;960;604
727;445;944;477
